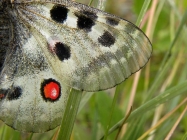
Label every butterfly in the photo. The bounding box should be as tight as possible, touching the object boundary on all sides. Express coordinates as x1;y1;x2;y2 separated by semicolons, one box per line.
0;0;152;132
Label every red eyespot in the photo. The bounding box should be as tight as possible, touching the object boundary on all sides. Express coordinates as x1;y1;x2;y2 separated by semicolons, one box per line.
0;93;5;99
44;82;60;100
41;79;61;102
0;89;7;100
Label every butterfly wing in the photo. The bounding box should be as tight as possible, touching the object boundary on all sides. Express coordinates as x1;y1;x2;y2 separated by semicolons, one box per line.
14;0;152;91
0;6;70;132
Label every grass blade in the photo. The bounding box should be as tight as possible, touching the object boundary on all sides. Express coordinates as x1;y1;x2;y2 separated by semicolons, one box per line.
57;89;83;140
102;80;187;137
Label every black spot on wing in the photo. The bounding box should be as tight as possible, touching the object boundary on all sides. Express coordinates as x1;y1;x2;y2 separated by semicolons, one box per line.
106;17;119;26
74;12;95;32
7;87;22;100
50;5;69;23
82;11;98;20
55;42;71;61
98;31;115;47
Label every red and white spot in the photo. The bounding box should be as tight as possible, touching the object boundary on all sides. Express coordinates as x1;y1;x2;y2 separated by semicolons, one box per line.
41;79;61;101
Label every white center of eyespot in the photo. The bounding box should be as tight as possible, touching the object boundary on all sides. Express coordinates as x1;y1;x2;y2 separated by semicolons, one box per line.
51;88;58;97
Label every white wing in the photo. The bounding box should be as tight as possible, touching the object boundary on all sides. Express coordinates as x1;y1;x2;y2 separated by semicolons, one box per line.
14;0;152;91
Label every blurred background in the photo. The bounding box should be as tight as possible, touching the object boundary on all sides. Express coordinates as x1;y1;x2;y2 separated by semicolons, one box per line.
1;0;187;140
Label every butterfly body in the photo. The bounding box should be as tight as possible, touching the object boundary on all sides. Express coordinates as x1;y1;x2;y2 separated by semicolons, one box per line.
0;0;152;132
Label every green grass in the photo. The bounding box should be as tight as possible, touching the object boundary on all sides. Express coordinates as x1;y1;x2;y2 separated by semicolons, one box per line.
0;0;187;139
